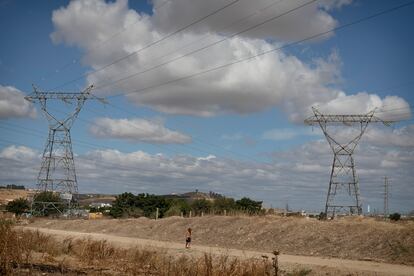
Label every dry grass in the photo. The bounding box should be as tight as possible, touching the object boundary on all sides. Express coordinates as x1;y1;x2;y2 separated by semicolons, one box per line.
1;218;283;275
0;189;31;205
30;215;414;265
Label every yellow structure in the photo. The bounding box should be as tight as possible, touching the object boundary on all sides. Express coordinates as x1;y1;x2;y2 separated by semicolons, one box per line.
88;212;103;219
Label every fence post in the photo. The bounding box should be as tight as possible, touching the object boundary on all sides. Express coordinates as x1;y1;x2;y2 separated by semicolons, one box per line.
189;210;192;218
272;250;279;276
155;208;159;220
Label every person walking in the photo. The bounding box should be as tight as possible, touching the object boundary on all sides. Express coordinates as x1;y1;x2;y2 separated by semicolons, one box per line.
185;228;192;249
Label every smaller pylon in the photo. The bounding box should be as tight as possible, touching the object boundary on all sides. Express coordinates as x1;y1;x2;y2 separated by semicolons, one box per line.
384;176;389;220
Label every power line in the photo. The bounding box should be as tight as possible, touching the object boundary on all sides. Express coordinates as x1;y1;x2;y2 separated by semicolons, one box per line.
76;96;412;166
1;123;410;196
0;133;276;186
35;102;272;165
107;1;414;99
84;105;270;164
0;122;118;153
38;0;175;85
93;0;314;91
0;137;209;184
94;0;286;90
0;135;331;193
45;106;189;157
70;0;318;164
52;0;244;90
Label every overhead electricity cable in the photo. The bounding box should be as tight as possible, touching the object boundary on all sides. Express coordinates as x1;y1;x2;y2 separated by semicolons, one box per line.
39;0;173;84
0;126;192;175
0;121;124;152
0;123;114;153
44;106;188;157
0;137;188;186
106;1;414;99
84;105;270;164
89;102;269;164
84;0;318;160
93;0;310;91
93;0;286;90
0;136;306;193
0;132;272;184
44;104;270;164
1;123;411;193
98;83;412;160
52;0;244;90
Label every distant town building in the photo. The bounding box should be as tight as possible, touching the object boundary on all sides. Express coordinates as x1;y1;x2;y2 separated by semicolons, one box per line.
89;202;112;208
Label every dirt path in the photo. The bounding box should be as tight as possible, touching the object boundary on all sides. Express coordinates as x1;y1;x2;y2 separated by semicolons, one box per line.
20;226;414;276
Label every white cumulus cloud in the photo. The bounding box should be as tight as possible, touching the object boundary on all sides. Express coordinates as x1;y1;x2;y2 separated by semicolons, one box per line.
0;85;36;119
262;127;320;141
151;0;340;41
0;145;38;161
89;117;191;144
1;137;413;211
49;0;410;121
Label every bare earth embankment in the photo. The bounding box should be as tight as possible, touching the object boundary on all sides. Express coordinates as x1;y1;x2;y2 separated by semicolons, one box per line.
24;215;414;275
0;189;30;205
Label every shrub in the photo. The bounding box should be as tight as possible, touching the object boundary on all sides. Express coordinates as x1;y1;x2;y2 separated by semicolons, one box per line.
6;198;29;216
389;213;401;221
318;212;327;220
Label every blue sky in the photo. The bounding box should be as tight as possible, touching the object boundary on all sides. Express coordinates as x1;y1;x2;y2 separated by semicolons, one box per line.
0;0;413;213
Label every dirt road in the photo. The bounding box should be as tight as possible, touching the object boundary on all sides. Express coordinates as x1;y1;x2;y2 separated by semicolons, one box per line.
21;226;414;276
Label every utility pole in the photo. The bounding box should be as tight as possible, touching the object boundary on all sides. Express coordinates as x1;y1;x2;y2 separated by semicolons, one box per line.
384;176;389;219
305;107;395;218
25;85;105;215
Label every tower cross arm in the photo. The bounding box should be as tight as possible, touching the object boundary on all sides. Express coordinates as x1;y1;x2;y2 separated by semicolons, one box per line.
304;108;396;126
24;85;106;103
304;115;394;125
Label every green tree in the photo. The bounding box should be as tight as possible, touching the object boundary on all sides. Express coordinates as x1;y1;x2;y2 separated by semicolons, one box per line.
134;193;171;218
109;192;136;218
213;197;236;213
236;197;262;214
6;198;29;216
110;193;172;218
191;199;212;215
165;199;191;216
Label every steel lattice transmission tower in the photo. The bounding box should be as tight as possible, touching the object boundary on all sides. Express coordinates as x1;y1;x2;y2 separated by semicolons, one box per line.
25;85;104;210
305;107;392;217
